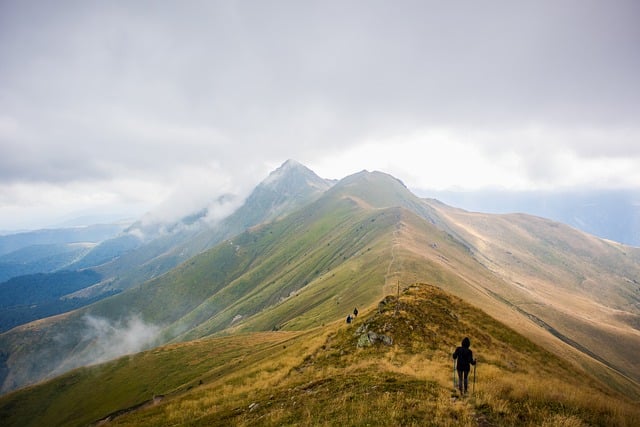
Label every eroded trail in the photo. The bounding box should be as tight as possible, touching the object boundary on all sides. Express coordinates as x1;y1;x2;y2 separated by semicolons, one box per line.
384;222;403;295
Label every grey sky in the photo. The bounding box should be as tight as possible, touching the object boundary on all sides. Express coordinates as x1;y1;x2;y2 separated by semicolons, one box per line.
1;1;639;229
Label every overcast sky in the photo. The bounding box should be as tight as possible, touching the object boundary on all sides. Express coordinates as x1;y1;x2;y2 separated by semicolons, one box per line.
1;1;639;230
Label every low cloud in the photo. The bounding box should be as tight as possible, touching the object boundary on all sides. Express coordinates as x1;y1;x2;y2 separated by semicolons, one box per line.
53;314;162;376
137;163;254;228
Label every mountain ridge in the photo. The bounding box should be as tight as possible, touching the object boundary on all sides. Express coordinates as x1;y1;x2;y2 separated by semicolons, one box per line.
426;200;640;384
0;161;638;408
1;283;638;426
0;160;332;334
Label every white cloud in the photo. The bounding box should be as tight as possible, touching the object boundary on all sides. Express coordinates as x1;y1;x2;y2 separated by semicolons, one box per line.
1;1;639;230
51;314;162;376
310;126;640;192
309;129;525;190
0;179;160;230
139;162;253;226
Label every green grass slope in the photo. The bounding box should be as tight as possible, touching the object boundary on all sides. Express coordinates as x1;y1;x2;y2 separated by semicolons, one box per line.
2;284;638;427
0;171;414;394
79;160;330;296
2;167;639;411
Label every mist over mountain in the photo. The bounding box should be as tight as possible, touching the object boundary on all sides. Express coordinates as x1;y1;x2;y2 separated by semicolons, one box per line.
79;159;332;295
0;160;331;334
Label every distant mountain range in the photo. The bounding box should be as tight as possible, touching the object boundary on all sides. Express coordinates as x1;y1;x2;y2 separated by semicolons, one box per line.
0;223;129;255
0;159;639;409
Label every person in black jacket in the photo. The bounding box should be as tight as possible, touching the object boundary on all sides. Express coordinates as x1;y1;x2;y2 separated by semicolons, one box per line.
452;337;476;395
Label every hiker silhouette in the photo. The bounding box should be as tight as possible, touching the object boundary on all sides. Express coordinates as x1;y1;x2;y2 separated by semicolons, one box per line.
452;337;476;394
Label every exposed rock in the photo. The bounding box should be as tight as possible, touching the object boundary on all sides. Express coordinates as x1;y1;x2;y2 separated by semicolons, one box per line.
357;333;371;347
377;295;397;313
355;324;393;347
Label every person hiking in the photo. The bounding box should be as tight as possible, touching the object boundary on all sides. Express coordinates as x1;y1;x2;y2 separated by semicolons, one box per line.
452;337;476;395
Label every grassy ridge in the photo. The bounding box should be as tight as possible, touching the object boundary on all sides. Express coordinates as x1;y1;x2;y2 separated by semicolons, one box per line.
174;200;396;338
93;187;398;334
0;190;399;393
428;202;640;387
4;284;638;426
2;167;639;419
137;197;398;340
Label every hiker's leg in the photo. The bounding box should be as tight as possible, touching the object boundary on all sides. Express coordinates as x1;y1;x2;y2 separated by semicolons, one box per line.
457;370;464;393
463;370;469;393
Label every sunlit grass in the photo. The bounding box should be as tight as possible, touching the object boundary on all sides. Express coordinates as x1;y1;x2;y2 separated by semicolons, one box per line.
104;285;640;426
3;283;639;427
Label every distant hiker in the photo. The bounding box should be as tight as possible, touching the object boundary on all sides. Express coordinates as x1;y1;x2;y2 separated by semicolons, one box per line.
452;337;476;395
353;307;358;317
346;314;352;324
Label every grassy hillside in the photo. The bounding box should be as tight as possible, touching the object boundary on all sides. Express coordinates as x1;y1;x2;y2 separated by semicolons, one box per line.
2;168;639;413
86;159;331;295
2;284;638;426
0;176;401;394
427;200;640;387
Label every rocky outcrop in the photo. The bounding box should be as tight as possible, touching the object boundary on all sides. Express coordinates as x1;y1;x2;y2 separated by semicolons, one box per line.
355;324;393;348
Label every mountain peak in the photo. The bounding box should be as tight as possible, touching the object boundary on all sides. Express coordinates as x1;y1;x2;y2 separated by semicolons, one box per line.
281;158;304;169
261;160;329;190
227;160;332;227
341;169;407;188
325;169;414;209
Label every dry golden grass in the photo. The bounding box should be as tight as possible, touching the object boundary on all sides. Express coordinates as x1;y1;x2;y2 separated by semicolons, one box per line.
104;284;640;426
428;201;640;390
4;283;637;427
